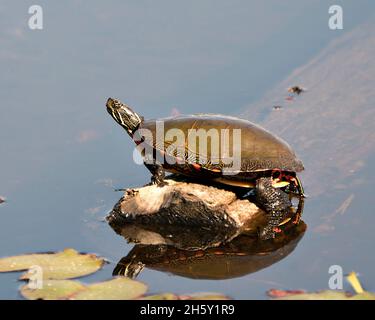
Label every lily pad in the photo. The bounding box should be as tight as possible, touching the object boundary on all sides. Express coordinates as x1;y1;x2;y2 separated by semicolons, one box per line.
0;248;104;280
69;278;147;300
274;290;352;300
275;290;375;300
20;280;86;300
269;271;375;300
141;293;178;300
349;292;375;300
180;293;230;300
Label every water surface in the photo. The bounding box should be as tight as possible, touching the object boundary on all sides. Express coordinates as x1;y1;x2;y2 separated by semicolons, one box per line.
1;1;374;299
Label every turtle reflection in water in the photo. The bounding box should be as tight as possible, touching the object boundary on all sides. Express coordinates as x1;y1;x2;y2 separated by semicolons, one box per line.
113;221;306;280
106;98;305;239
108;194;305;250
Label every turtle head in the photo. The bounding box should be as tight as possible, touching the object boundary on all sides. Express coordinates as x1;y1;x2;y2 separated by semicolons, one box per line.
106;98;143;135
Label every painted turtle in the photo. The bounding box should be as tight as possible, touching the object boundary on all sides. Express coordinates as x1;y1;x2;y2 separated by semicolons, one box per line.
106;98;305;238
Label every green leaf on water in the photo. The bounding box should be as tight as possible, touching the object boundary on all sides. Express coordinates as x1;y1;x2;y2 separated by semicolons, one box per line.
275;290;351;300
142;293;230;300
21;278;148;300
271;271;375;300
274;290;375;300
349;292;375;300
180;293;230;300
68;278;148;300
0;248;104;280
20;280;86;300
141;293;178;300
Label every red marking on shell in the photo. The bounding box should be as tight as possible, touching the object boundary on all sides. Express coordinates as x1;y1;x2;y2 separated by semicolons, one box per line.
192;163;201;171
194;251;204;257
213;251;225;255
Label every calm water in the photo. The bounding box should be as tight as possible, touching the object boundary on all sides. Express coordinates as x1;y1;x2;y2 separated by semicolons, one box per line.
1;1;374;299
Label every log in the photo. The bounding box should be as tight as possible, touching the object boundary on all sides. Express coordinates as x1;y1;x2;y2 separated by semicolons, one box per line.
107;176;267;248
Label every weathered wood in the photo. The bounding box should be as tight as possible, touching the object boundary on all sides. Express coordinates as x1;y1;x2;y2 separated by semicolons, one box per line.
107;177;267;247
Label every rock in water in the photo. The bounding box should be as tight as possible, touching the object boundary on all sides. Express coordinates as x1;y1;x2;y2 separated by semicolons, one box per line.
107;177;267;246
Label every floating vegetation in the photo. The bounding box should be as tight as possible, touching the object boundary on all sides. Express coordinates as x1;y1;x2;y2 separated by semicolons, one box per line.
0;248;104;280
0;248;373;300
20;280;86;300
268;272;374;300
0;248;229;300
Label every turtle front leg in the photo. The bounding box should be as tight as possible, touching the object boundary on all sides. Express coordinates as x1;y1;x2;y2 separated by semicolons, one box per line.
144;161;167;187
255;177;292;240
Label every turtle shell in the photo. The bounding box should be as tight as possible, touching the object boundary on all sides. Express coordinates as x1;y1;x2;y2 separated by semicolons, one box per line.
138;115;303;177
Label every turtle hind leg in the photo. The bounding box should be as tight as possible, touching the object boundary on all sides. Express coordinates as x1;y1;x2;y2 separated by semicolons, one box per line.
255;177;292;240
144;161;167;187
292;196;305;224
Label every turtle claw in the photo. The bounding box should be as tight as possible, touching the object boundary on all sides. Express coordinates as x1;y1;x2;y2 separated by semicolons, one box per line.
151;178;168;188
150;174;168;187
145;161;167;187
